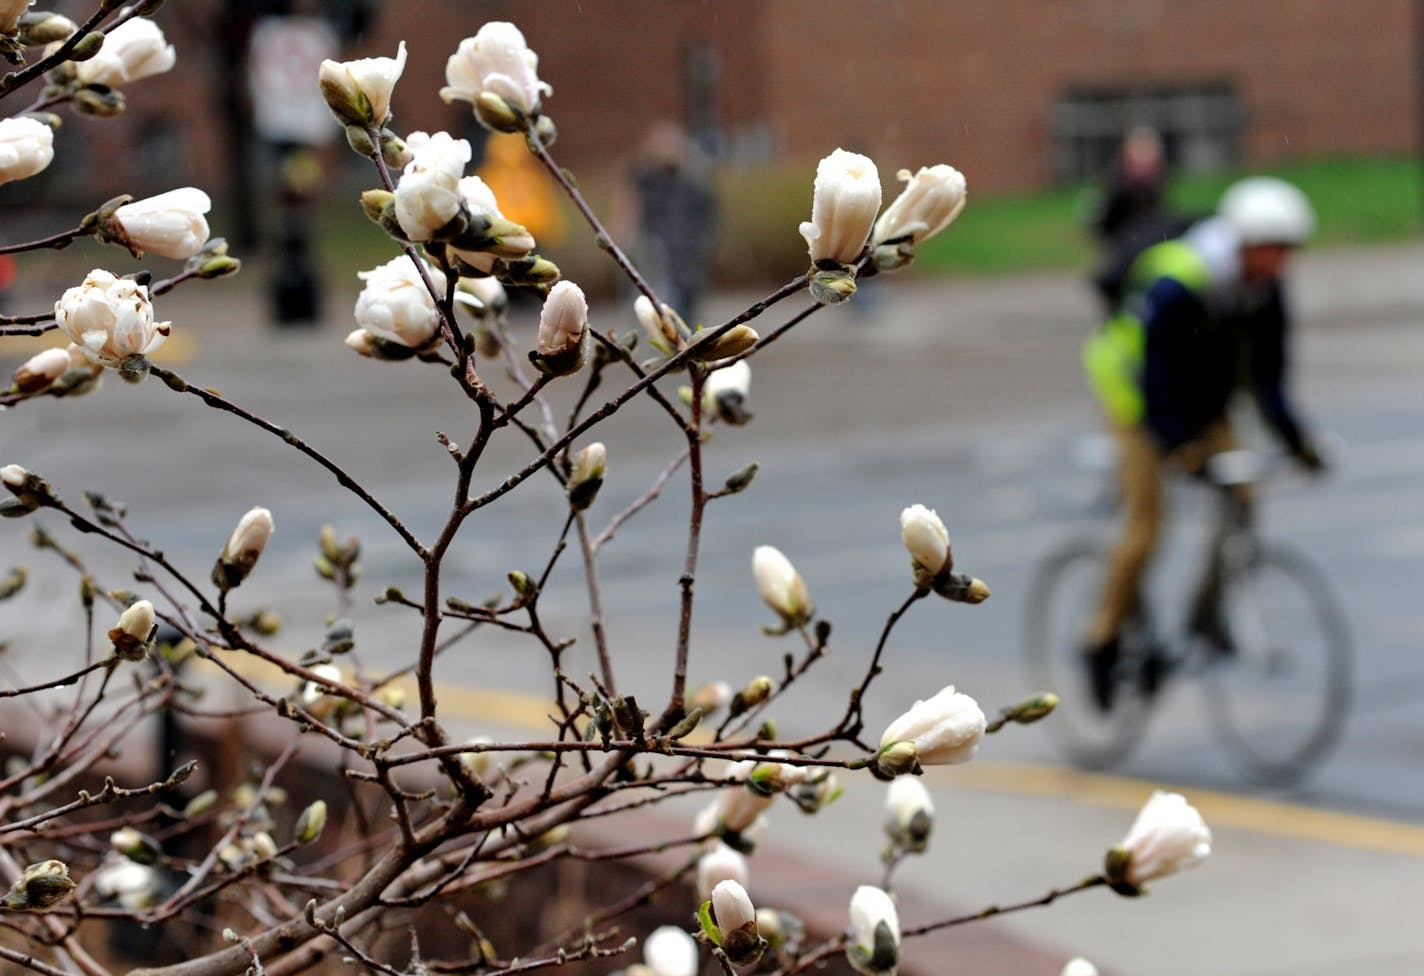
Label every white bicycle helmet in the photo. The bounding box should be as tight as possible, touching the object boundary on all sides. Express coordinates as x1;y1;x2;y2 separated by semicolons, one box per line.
1218;176;1316;246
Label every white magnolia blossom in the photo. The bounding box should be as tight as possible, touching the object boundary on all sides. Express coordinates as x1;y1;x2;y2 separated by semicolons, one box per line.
450;175;536;268
711;879;757;934
92;859;158;913
1060;958;1100;976
696;843;749;901
872;165;968;246
115;600;155;642
752;545;812;625
634;294;682;353
55;269;171;367
799;148;882;266
642;926;698;976
0;464;25;489
0;0;32;34
394;131;472;242
441;22;551;119
708;782;774;835
110;187;212;259
0;115;53;184
571;441;606;485
455;275;509;317
75;17;175;87
847;885;901;976
899;504;951;578
884;776;934;852
689;680;733;714
300;663;345;718
10;346;69;393
536;279;588;358
352;256;442;351
318;40;407;127
220;507;273;573
1116;791;1212;885
703;359;750;409
879;685;987;771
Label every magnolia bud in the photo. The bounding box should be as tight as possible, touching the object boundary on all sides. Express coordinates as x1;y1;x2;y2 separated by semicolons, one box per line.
1004;692;1058;726
704;880;764;966
0;566;26;601
532;280;588;376
183;789;218;819
689;680;733;714
752;545;812;627
846;886;900;976
4;860;76;912
883;777;934;855
68;29;105;61
474;91;524;133
111;826;162;865
110;599;156;661
642;926;697;976
695;324;758;362
250;831;278;860
73;86;126;117
196;254;241;279
18;11;79;46
294;799;328;845
1107;791;1212;891
344;123;375;156
731;675;773;716
213;506;273;590
10;347;70;394
810;269;857;305
899;503;951;585
566;442;606;511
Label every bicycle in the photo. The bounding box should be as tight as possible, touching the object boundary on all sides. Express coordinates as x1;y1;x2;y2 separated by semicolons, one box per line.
1023;447;1352;786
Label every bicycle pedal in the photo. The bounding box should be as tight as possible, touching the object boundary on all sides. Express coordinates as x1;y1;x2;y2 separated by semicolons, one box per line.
1137;650;1173;698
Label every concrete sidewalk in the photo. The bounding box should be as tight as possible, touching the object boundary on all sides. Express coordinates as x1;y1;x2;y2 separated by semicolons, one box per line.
4;241;1423;976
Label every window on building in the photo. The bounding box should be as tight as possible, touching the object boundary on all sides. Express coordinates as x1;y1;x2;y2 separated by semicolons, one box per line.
1052;83;1241;183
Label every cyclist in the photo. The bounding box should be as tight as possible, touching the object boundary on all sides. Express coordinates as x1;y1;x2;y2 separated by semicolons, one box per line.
1079;176;1326;709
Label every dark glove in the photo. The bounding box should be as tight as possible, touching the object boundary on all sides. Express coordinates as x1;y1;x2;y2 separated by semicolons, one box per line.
1295;440;1327;474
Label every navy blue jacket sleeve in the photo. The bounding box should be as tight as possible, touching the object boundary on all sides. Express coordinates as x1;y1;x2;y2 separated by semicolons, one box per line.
1247;287;1308;453
1139;277;1206;452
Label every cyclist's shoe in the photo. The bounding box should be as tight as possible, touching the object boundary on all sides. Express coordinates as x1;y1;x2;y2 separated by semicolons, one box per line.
1138;643;1173;699
1081;637;1121;712
1189;609;1236;659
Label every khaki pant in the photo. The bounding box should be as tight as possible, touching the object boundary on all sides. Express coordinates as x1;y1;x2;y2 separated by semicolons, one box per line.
1087;418;1249;646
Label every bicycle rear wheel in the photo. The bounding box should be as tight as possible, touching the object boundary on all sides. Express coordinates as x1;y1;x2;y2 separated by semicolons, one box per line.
1023;538;1151;768
1202;541;1352;786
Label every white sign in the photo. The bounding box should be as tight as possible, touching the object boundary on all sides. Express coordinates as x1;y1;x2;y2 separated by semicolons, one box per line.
248;17;340;145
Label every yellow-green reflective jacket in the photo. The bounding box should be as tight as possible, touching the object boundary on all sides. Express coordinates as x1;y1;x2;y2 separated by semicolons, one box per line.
1082;238;1212;424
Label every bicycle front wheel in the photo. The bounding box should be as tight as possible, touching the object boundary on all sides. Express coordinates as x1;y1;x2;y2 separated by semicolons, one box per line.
1202;541;1352;786
1023;538;1150;769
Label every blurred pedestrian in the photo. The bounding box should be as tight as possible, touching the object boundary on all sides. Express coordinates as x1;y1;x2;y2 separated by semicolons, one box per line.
1080;177;1328;709
1088;127;1190;312
612;121;717;323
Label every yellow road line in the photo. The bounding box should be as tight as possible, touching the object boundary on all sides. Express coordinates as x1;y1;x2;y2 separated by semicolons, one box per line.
924;762;1424;858
209;655;1424;858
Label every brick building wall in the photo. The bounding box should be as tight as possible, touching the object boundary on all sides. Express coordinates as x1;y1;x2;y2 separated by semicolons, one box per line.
43;1;1419;200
